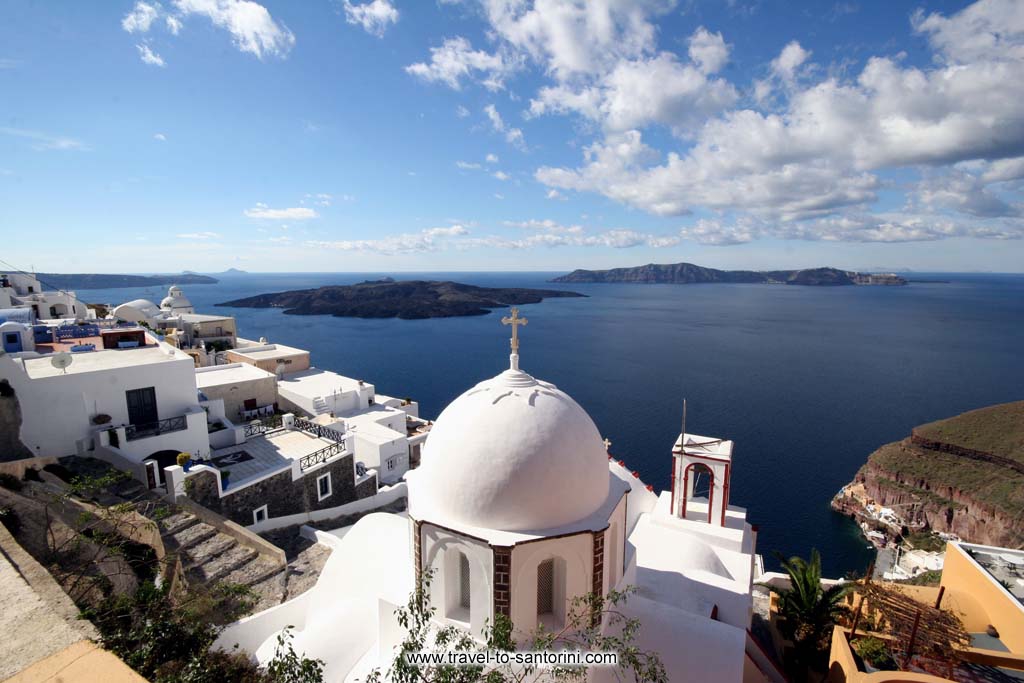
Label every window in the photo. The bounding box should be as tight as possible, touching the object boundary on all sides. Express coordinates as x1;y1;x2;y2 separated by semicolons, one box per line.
317;473;332;501
537;559;555;616
243;398;258;410
386;457;396;471
458;552;471;611
253;505;268;525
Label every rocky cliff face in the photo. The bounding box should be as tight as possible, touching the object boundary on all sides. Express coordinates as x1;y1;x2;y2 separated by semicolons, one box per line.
833;401;1024;548
844;439;1024;547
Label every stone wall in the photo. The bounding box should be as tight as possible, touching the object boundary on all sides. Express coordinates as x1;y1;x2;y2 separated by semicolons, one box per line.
189;453;376;527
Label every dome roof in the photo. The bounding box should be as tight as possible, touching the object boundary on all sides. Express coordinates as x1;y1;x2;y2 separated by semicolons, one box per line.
160;286;192;310
113;299;161;320
409;356;610;532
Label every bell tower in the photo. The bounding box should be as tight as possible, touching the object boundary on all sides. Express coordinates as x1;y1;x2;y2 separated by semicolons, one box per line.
670;404;733;527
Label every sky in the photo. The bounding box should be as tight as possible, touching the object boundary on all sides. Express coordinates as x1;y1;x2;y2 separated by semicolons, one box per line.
1;0;1023;273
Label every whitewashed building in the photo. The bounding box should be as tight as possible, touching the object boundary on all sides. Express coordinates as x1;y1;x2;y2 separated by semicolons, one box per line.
0;326;212;484
216;315;766;683
0;272;87;321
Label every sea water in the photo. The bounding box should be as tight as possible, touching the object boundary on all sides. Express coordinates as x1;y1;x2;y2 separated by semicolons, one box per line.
75;271;1024;576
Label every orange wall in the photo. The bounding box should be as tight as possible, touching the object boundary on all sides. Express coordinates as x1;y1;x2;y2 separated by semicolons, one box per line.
940;544;1024;652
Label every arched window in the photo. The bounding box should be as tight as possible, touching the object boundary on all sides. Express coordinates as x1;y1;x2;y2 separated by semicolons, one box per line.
458;551;471;611
537;558;554;616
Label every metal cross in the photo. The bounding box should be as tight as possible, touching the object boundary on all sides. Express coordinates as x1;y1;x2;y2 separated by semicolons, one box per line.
501;307;528;354
603;438;612;451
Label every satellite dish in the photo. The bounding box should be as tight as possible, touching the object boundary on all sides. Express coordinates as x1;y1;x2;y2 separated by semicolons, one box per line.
51;352;73;374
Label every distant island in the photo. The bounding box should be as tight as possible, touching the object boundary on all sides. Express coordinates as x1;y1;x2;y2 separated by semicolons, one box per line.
552;263;907;286
219;268;248;275
217;279;585;319
37;273;219;290
833;401;1024;549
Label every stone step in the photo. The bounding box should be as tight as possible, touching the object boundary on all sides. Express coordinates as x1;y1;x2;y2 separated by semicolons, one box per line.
222;556;284;588
243;570;288;613
159;512;198;536
181;534;237;568
169;520;217;550
188;545;258;584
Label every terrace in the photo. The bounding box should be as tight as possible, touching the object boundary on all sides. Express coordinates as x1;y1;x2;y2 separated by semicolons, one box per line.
206;417;347;489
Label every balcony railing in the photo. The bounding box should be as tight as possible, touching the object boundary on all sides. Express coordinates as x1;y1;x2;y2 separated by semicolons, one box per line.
125;415;188;441
299;441;344;471
293;417;345;443
242;413;284;438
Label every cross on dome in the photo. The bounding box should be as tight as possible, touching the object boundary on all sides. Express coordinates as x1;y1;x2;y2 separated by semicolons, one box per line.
501;307;528;370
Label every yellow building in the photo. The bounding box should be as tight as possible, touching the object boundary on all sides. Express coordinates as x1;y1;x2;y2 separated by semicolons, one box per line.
828;542;1024;682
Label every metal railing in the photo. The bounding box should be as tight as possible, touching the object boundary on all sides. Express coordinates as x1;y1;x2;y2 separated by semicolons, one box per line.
125;415;187;441
243;422;266;438
299;441;344;471
293;417;345;443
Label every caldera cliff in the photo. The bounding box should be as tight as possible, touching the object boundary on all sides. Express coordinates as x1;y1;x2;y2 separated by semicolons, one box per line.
832;401;1024;548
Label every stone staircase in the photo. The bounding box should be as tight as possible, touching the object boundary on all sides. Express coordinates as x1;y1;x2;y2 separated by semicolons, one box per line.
158;509;287;611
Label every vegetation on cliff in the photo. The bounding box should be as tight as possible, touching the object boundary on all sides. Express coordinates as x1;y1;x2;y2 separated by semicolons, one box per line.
842;401;1024;547
218;280;585;319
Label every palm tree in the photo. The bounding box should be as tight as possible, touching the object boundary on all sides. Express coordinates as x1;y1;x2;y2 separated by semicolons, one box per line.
772;549;852;672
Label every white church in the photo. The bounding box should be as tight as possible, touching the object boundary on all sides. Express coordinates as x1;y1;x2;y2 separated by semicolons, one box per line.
218;310;770;682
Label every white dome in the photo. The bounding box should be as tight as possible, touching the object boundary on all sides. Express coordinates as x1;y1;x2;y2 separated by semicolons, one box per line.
410;357;610;532
113;299;161;321
160;286;192;310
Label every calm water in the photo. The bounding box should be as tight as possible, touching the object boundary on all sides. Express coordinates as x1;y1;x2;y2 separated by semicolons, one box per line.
77;272;1024;576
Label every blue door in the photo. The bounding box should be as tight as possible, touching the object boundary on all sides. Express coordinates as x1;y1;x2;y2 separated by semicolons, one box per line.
3;332;23;353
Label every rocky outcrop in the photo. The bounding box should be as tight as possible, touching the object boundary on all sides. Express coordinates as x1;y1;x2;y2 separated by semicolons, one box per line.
833;401;1024;548
551;262;907;286
218;280;585;319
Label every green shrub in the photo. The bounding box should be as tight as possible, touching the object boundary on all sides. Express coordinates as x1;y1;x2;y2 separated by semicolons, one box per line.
853;636;896;670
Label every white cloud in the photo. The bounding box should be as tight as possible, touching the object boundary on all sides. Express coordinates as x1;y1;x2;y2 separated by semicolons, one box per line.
688;27;730;75
123;1;162;33
546;189;566;200
405;37;511;91
485;153;499;163
484;104;525;148
154;132;168;141
492;170;510;181
121;0;293;60
771;41;810;80
303;192;334;207
456;160;482;170
244;202;318;220
342;0;399;38
0;127;90;152
171;0;295;59
494;193;505;199
455;105;471;118
529;0;1024;242
137;43;166;66
478;0;675;81
306;224;470;253
0;58;21;70
176;231;221;239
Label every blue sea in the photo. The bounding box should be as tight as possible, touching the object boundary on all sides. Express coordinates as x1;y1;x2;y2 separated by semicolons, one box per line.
76;271;1024;577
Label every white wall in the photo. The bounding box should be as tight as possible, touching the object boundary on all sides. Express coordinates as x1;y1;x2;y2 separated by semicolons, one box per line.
510;532;593;637
0;347;207;459
421;524;493;638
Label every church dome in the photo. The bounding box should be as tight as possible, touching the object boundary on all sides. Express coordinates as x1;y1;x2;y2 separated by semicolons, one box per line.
409;357;610;532
160;285;192;311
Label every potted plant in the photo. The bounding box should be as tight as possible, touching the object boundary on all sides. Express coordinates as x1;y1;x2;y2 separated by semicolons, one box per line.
92;413;111;425
176;452;192;472
853;636;896;672
220;469;232;488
